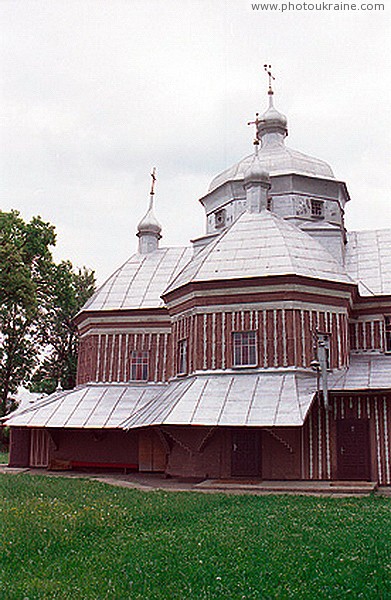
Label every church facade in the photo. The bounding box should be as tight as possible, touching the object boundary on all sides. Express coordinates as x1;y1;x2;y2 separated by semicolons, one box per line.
6;82;391;485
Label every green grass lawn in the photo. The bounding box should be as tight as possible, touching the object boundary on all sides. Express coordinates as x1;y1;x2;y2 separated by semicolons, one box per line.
0;452;9;464
0;475;390;599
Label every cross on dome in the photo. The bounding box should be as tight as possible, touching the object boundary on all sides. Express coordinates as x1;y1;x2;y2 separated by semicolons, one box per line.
264;63;275;95
150;166;157;195
137;167;162;254
257;64;288;141
247;113;261;149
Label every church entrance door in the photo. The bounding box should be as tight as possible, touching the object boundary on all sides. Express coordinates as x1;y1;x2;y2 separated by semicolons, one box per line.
337;419;370;480
231;429;261;477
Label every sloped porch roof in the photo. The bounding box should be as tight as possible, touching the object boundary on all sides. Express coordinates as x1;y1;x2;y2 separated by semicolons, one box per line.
4;355;389;431
122;372;318;430
4;383;162;429
329;354;391;391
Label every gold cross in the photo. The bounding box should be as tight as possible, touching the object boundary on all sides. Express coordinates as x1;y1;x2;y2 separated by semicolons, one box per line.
247;113;260;145
150;167;157;195
264;64;275;92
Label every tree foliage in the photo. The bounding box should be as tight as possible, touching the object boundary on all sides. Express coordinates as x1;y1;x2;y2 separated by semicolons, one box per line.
0;210;95;415
30;261;95;394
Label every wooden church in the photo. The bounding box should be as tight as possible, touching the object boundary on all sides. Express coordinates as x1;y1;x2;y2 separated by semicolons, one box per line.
6;75;391;485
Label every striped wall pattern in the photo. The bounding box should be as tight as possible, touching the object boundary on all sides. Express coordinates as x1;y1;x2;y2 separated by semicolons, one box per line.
172;308;349;373
349;319;385;352
77;332;171;385
304;394;391;485
78;308;350;383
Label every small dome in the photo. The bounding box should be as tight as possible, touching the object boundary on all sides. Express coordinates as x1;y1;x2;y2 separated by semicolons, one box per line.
243;152;270;184
137;206;162;235
258;103;288;137
208;92;334;192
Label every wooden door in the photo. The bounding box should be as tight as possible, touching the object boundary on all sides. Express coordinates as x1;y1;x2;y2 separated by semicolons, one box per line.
139;430;166;472
29;428;50;468
231;429;261;478
337;420;370;481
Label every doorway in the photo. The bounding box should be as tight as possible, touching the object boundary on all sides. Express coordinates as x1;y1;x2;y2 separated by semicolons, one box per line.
231;429;261;477
336;419;370;480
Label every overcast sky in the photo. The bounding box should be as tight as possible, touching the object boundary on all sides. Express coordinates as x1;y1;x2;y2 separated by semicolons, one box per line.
1;0;390;284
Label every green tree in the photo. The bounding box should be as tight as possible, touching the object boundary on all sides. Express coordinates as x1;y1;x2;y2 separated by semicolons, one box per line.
30;261;95;394
0;210;56;416
0;210;95;415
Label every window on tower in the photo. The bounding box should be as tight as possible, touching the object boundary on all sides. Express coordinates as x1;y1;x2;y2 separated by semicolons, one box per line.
385;316;391;353
310;199;324;219
232;331;257;367
130;351;149;381
177;339;188;375
214;208;226;229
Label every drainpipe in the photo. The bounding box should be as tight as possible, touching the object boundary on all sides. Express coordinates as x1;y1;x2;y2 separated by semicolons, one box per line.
310;334;330;411
317;339;329;411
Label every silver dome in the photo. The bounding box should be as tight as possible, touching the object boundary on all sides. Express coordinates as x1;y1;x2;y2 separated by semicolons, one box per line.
209;145;335;192
209;93;334;192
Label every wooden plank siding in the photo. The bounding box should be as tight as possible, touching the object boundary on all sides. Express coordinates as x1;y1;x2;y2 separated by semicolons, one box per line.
78;308;351;384
349;319;385;352
170;308;350;374
303;394;391;484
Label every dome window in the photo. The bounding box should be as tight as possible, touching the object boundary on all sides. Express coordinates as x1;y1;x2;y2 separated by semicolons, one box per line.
214;208;227;229
311;199;325;219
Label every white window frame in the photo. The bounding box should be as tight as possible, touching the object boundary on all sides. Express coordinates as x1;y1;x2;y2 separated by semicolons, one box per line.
130;351;149;381
232;331;258;367
177;339;188;375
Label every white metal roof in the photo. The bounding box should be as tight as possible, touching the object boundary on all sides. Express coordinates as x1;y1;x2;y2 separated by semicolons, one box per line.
346;230;391;296
5;355;390;430
122;372;318;429
165;210;352;295
330;355;391;391
209;146;334;192
4;384;161;429
82;247;192;311
4;373;317;430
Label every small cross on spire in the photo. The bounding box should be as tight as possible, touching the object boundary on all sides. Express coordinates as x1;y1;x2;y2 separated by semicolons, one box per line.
247;112;260;147
149;167;157;195
264;64;275;94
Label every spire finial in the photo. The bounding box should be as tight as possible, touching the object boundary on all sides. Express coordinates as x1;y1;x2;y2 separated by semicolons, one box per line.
247;112;260;152
148;167;157;210
264;64;275;95
150;167;157;196
137;167;162;254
